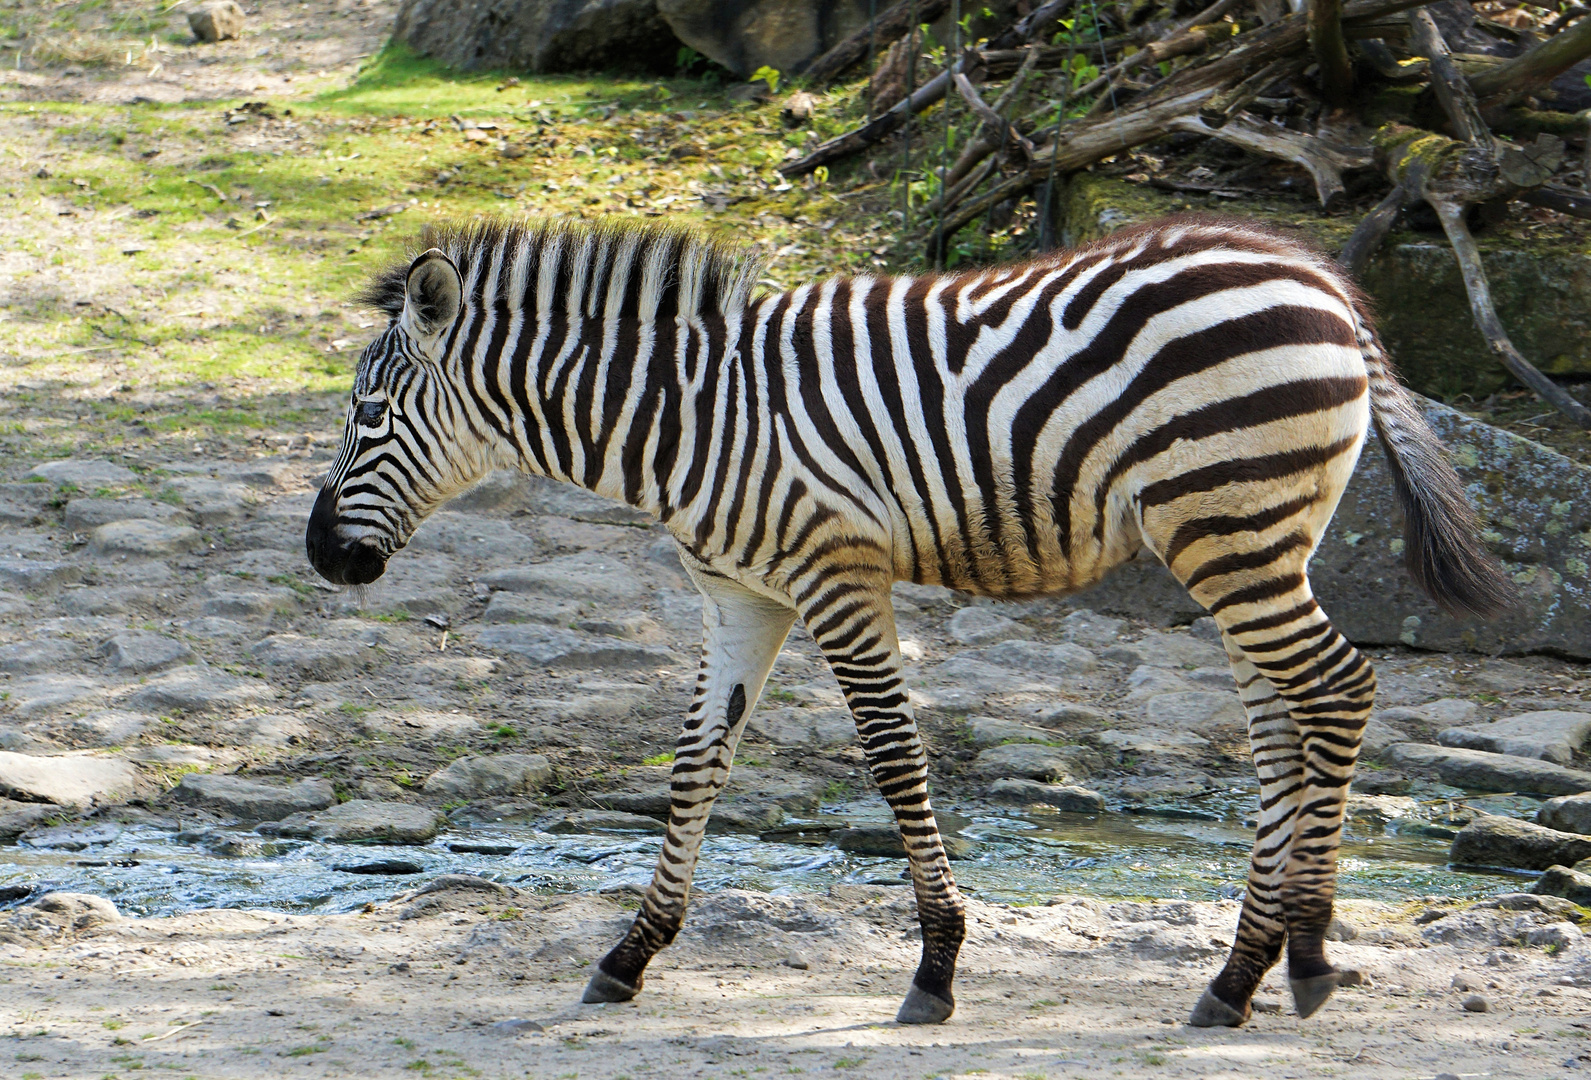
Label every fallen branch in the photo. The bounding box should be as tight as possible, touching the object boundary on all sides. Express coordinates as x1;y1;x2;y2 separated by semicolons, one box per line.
1337;159;1425;276
1521;184;1591;219
801;0;952;85
1170;112;1371;207
953;72;1033;159
1198;54;1306;127
1408;8;1489;147
1469;11;1591;103
1430;197;1591;428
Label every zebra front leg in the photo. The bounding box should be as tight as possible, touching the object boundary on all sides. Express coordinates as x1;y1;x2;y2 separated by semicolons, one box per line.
1190;641;1301;1028
582;572;796;1004
798;574;965;1024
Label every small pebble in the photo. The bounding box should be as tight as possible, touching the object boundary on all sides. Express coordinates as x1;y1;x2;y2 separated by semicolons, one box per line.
1461;994;1490;1013
783;952;809;970
1252;998;1282;1014
489;1018;544;1036
1435;1073;1461;1080
1451;974;1471;992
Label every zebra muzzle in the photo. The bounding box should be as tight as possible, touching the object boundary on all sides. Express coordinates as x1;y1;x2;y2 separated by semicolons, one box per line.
306;489;389;586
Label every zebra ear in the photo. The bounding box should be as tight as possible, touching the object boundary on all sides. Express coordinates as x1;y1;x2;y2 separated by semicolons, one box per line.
401;248;462;341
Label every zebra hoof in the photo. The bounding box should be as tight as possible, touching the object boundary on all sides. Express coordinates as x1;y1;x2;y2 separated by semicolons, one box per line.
1289;972;1341;1019
896;985;955;1025
1187;988;1248;1028
581;969;640;1004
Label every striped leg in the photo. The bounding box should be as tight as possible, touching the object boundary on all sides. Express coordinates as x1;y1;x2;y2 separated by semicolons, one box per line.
796;572;965;1024
582;571;795;1004
1201;587;1373;1022
1189;640;1300;1027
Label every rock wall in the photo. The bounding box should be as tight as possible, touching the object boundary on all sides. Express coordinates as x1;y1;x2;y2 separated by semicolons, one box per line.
656;0;876;79
392;0;680;74
1064;398;1591;659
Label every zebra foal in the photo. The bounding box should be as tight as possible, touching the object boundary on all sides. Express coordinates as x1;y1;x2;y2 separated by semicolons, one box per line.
306;214;1510;1027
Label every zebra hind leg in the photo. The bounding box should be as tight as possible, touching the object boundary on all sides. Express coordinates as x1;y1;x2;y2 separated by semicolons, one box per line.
796;571;965;1024
1206;586;1372;1022
582;573;796;1005
1189;638;1300;1028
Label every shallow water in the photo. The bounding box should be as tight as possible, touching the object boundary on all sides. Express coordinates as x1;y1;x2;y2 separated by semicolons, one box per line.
0;788;1533;917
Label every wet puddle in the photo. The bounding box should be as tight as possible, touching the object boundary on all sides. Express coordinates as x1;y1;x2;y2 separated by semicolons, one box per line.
0;786;1533;917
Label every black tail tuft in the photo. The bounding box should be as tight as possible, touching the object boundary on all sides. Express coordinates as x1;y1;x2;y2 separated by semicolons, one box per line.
1359;322;1515;620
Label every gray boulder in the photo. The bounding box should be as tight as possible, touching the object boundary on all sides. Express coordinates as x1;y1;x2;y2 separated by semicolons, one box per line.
127;668;275;714
258;800;445;845
25;459;134;487
481;553;645;603
63;498;187;532
1450;813;1591;871
250;634;370;680
0;751;136;809
89;520;203;557
97;631;194;674
1533;864;1591;906
0;799;55;839
969;639;1097;677
1385;742;1591;796
546;809;664;833
423;754;553;798
986;778;1106;813
1440;711;1591;767
393;0;679;74
0;638;77;674
963;716;1059;748
746;706;854;749
475;624;680;671
658;0;877;78
0;557;81;593
831;824;973;859
971;742;1101;782
189;0;245;42
947;608;1024;646
169;774;336;823
1539;792;1591;835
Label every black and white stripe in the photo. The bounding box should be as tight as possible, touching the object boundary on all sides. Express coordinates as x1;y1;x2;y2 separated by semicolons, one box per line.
306;214;1510;1027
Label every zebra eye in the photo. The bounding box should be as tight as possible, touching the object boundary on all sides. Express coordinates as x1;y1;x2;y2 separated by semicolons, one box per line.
355;399;388;428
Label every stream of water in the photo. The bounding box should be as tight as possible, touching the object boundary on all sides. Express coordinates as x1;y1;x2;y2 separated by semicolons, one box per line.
0;787;1535;918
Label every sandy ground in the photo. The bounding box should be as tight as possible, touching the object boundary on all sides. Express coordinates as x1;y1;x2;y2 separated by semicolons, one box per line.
5;883;1591;1079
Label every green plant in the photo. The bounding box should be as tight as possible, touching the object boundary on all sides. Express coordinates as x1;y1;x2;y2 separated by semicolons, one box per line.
641;751;674;766
751;65;781;95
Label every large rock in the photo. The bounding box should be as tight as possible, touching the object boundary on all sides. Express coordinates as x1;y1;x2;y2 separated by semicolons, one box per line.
1440;711;1591;767
1143;690;1245;737
947;608;1024;646
0;638;77;674
1539;792;1591;836
1385;742;1591;796
0;751;136;809
658;0;876;78
393;0;679;74
25;459;135;488
0;557;81;593
423;754;553;798
831;824;973;859
0;799;55;838
250;634;370;680
97;631;195;674
967;639;1097;677
1450;813;1591;871
1534;864;1591;906
475;623;680;671
169;773;336;823
126;668;275;714
986;778;1106;813
188;0;245;42
258;799;445;844
481;553;646;603
971;742;1102;782
89;519;203;557
63;498;187;531
746;706;854;748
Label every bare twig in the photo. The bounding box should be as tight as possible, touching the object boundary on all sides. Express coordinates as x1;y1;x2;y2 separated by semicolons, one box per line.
1170;112;1371;207
1338;159;1426;276
1430;197;1591;429
1198;55;1306;127
952;73;1034;158
1407;8;1490;147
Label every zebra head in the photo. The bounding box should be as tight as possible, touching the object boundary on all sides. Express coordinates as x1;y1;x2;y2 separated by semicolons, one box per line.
306;248;495;585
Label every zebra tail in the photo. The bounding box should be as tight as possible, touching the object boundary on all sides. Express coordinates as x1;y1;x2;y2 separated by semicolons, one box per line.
1356;312;1515;620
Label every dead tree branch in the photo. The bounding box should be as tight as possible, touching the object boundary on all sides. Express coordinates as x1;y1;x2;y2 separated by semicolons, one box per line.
1408;8;1490;146
1170;112;1371;207
1430;197;1591;428
1469;12;1591;104
802;0;952;85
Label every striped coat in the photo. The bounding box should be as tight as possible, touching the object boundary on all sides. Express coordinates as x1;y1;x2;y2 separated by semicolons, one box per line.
307;215;1509;1027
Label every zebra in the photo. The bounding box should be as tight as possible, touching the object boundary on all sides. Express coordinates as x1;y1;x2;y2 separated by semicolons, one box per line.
305;214;1511;1028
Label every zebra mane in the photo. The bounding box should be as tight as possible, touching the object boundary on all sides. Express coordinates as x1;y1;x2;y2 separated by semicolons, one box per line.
357;216;763;323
